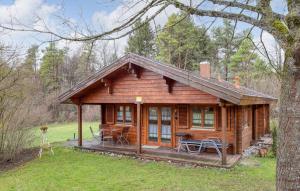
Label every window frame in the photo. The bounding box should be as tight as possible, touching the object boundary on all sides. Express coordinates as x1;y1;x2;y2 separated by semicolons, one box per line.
190;105;216;130
115;104;134;125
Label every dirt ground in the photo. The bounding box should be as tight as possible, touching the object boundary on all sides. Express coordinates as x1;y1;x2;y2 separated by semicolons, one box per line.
0;148;39;172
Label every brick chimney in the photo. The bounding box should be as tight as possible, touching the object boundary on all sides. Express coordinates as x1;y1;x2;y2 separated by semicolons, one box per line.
199;61;210;78
234;76;240;88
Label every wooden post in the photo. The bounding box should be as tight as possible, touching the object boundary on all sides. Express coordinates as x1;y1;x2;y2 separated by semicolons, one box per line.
233;106;237;155
263;104;266;134
77;104;82;146
136;102;142;154
99;104;102;126
221;106;227;165
255;106;258;140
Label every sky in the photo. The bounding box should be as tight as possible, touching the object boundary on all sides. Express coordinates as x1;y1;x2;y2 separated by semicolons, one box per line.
0;0;287;61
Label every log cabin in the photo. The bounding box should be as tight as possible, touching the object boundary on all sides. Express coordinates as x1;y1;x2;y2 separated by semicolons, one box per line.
59;53;276;166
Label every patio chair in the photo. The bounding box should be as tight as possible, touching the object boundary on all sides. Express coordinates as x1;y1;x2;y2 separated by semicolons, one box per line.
99;125;114;146
177;139;203;153
89;126;101;143
116;126;130;145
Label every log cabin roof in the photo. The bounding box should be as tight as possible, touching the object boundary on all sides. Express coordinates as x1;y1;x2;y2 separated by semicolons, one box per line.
58;53;276;105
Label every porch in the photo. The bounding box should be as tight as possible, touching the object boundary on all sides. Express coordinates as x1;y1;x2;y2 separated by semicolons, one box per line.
76;99;237;167
68;140;241;168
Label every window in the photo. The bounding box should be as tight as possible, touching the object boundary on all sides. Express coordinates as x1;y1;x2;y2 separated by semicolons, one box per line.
116;105;132;124
204;108;214;128
125;106;132;123
161;107;171;142
148;107;158;141
191;106;215;129
117;106;124;123
192;107;202;127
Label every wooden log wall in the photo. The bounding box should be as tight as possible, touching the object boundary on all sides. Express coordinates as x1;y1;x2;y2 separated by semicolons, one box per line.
79;67;271;155
80;69;218;104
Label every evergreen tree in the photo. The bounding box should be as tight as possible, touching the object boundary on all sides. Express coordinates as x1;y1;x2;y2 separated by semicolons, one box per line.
75;42;97;80
156;13;214;70
212;19;243;80
40;42;65;93
229;38;272;85
125;18;155;57
23;45;39;76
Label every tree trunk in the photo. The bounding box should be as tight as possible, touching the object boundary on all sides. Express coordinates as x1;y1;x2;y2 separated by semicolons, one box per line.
277;54;300;190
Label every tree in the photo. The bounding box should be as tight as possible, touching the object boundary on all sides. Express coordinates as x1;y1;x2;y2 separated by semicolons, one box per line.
156;13;215;70
39;43;66;121
229;38;272;86
212;20;243;80
0;44;34;162
125;18;156;57
23;45;39;76
40;42;65;93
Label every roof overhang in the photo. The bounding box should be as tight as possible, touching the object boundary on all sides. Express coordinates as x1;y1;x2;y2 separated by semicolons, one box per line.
58;53;277;105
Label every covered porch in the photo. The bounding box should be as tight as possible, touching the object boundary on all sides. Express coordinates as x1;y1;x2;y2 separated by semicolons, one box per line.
75;101;238;167
69;139;241;168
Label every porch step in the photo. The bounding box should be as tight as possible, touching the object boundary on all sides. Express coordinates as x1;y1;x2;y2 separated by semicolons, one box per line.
74;145;136;156
140;153;237;168
74;145;241;168
143;148;218;162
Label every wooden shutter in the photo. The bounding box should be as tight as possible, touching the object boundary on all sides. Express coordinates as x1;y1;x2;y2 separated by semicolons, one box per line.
106;104;114;124
178;105;189;129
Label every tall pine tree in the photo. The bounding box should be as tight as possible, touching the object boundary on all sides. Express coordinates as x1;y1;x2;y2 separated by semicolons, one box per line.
212;19;243;80
156;13;214;70
125;18;155;57
229;38;272;86
23;45;39;77
40;42;65;93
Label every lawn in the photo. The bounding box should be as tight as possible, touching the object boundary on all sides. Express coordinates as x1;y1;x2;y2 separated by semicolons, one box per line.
0;122;275;191
0;147;275;191
33;122;99;145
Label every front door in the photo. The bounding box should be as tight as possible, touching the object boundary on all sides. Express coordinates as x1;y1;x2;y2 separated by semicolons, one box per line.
147;106;172;146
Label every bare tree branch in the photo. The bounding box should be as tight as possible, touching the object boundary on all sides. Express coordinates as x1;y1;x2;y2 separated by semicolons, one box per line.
208;0;284;20
167;0;287;43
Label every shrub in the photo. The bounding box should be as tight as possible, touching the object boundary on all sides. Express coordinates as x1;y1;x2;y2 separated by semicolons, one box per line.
0;101;35;162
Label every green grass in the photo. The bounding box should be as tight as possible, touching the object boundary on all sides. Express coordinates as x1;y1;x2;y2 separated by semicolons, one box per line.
0;147;275;191
1;122;275;190
33;122;99;145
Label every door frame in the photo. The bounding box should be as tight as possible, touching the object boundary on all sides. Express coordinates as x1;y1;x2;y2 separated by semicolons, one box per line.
145;104;175;147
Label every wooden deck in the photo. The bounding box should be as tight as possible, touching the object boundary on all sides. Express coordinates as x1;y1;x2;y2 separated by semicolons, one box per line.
71;140;241;168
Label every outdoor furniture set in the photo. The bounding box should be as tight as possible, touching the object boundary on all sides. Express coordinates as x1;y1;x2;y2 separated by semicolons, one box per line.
89;125;130;146
176;132;229;158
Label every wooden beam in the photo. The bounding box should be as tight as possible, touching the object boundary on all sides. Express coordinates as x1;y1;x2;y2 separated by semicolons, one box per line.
100;104;102;127
101;78;112;94
263;104;266;134
128;63;141;78
255;106;258;140
77;104;83;146
221;106;227;165
163;76;174;93
233;106;237;155
136;102;142;154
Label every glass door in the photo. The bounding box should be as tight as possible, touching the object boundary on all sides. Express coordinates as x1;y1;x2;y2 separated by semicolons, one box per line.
147;106;173;146
161;107;171;143
148;107;158;142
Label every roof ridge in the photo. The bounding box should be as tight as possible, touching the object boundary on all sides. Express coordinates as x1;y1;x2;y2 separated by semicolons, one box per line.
59;52;277;104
